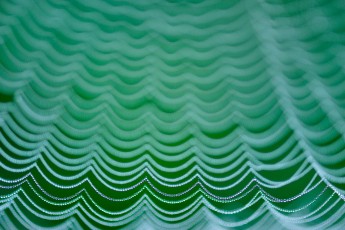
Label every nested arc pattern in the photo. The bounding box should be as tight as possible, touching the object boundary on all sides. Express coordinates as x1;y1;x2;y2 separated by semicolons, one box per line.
1;0;345;229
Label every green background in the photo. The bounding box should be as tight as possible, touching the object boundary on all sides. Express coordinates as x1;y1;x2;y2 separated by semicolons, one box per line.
1;0;345;229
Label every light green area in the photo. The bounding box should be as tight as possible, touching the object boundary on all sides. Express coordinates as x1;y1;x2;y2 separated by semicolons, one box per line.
0;0;345;229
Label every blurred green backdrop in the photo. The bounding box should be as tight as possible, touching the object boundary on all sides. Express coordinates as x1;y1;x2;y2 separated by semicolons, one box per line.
1;0;345;229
